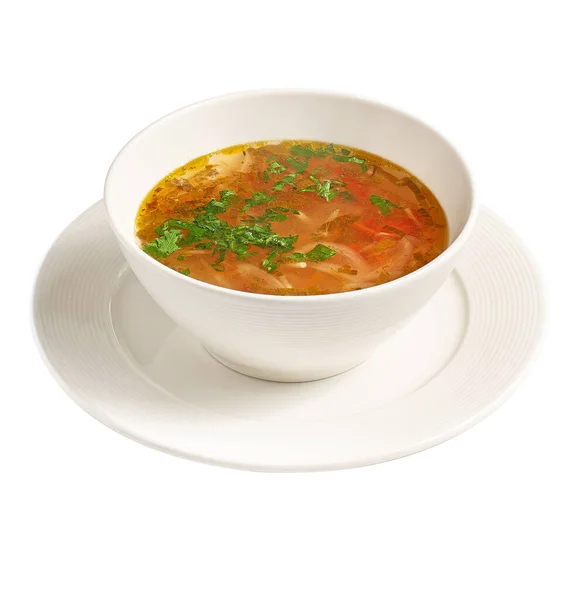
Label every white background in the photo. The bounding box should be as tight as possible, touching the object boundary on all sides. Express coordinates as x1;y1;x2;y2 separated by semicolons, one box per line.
1;1;578;598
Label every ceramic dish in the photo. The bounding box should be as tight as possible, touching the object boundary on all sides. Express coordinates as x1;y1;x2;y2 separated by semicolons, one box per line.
105;91;477;382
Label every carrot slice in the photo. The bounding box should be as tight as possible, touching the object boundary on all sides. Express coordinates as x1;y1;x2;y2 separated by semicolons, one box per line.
353;222;381;238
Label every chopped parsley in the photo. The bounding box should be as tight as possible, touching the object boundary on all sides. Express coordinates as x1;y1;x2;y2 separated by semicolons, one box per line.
242;191;276;212
220;189;236;201
262;250;281;273
302;174;344;202
290;144;330;158
370;194;400;215
179;268;190;276
286;156;309;173
242;208;288;224
273;206;301;215
331;153;368;171
273;173;297;191
287;244;336;263
266;160;286;175
145;193;301;272
143;228;182;258
289;144;367;171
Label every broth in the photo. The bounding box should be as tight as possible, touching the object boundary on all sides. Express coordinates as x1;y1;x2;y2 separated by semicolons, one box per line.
135;141;448;295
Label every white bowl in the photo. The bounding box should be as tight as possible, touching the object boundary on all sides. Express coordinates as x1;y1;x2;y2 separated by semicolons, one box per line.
105;90;476;382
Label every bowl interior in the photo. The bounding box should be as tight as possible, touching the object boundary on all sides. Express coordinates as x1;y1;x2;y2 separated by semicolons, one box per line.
105;91;472;245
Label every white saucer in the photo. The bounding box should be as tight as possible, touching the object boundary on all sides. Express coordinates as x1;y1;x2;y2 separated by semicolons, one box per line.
33;202;545;471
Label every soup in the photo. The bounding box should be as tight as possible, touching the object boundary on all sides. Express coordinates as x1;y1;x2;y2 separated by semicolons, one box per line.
135;141;448;295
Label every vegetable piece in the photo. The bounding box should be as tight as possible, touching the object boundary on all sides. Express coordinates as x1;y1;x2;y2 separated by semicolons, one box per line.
272;206;301;215
302;175;344;202
262;250;281;273
286;156;309;173
242;208;288;224
313;242;370;275
305;245;338;262
220;190;236;201
289;143;367;171
273;173;297;191
370;195;400;215
338;265;358;275
242;191;275;212
287;244;336;263
267;161;286;174
382;224;406;238
332;153;368;171
290;145;330;158
143;228;181;258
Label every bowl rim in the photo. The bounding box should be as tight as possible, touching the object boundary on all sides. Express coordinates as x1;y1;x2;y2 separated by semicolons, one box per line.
104;88;478;302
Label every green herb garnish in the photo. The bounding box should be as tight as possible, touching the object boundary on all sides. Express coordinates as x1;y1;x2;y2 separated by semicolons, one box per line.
243;208;288;224
370;195;400;215
272;206;300;215
220;190;236;201
286;156;309;173
267;161;286;175
273;173;297;191
332;154;368;171
177;255;185;260
145;192;301;272
195;242;214;249
305;244;337;262
143;228;182;258
287;244;336;263
242;191;276;212
194;189;235;216
290;144;330;158
262;250;281;273
179;268;190;276
302;175;344;202
289;144;367;171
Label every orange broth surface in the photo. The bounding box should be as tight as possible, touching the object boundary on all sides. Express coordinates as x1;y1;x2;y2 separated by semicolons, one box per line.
135;140;448;295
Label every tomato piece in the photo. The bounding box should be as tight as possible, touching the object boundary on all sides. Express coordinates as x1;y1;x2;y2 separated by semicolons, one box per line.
383;215;418;236
342;175;368;202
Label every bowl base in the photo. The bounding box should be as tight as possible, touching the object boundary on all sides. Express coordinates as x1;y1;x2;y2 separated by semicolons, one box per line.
203;347;372;383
